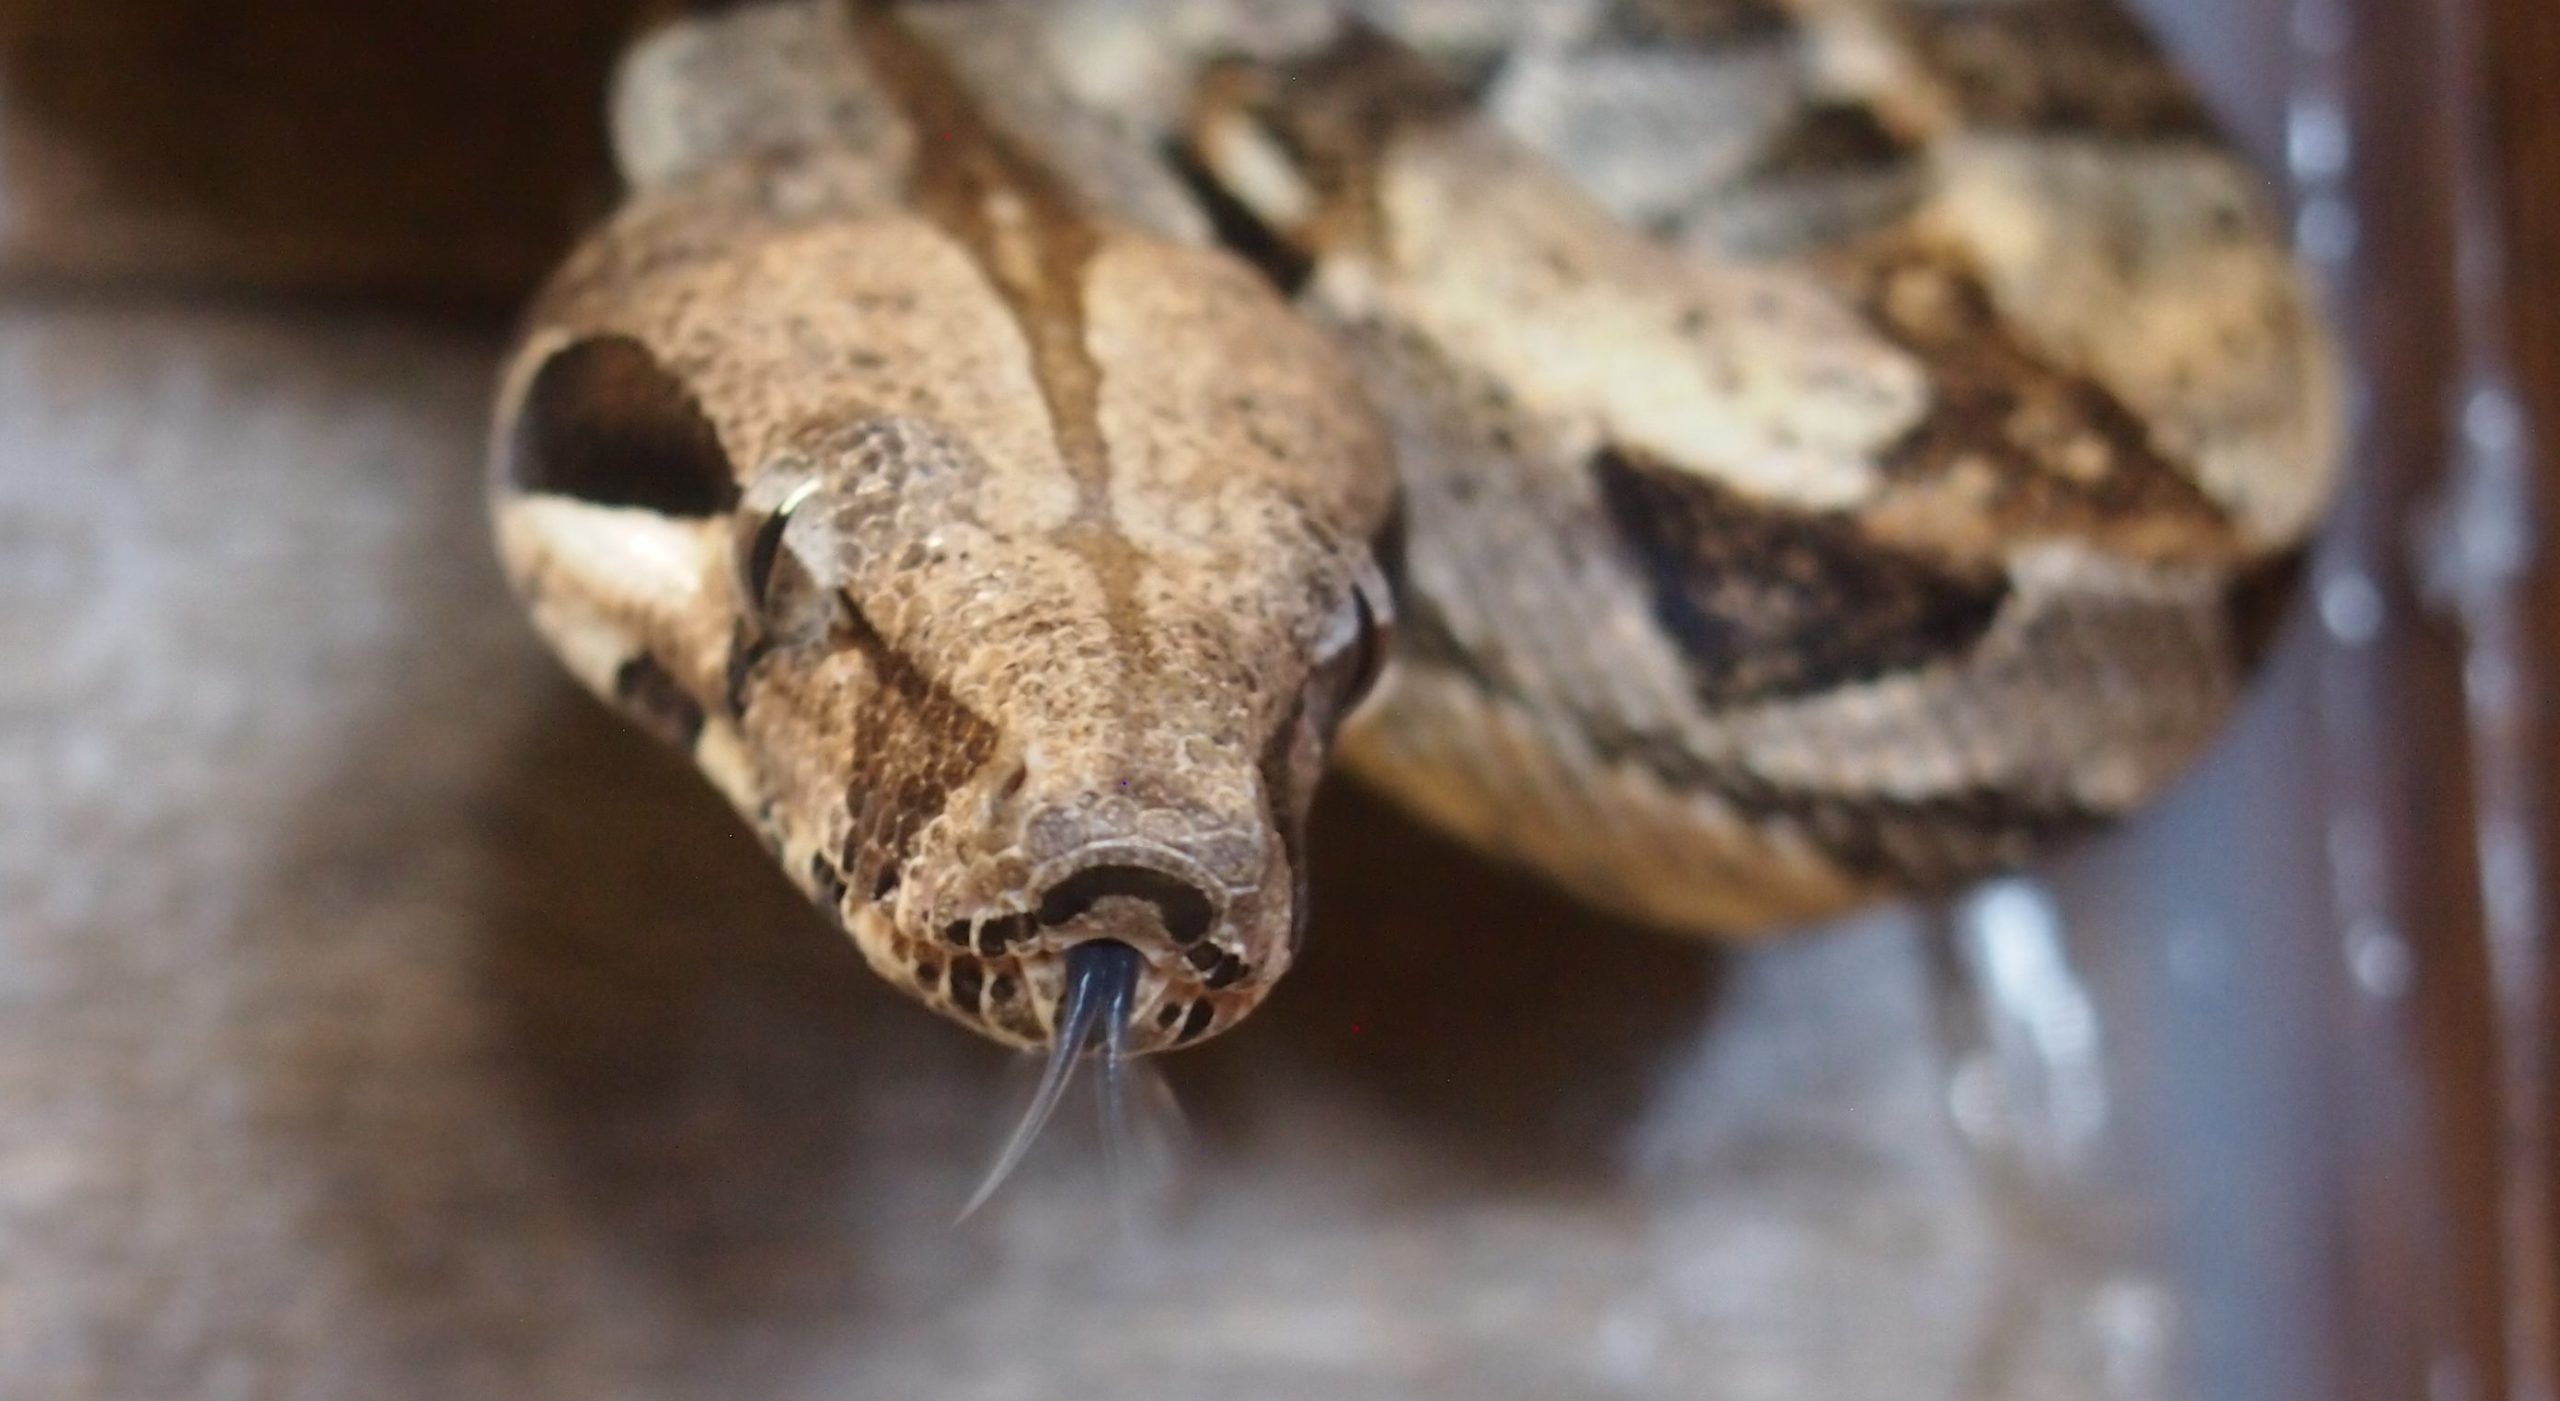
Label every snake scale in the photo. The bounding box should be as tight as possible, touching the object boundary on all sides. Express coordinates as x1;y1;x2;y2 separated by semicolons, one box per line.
488;0;2336;1103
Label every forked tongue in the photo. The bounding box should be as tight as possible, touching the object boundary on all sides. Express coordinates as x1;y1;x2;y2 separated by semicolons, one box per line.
959;939;1143;1219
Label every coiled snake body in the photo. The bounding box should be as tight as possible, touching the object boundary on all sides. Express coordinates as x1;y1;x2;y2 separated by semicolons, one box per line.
490;0;2336;1080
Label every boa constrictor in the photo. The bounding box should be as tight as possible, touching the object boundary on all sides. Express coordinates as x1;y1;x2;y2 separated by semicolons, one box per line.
489;0;2336;1092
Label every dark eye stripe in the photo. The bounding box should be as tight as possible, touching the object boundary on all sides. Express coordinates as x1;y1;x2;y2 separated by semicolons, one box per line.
506;336;739;517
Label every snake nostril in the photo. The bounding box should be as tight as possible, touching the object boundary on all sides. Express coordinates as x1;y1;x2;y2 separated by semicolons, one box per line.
1035;863;1217;945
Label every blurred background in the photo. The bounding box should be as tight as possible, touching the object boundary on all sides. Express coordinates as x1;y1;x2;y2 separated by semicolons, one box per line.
0;0;2551;1397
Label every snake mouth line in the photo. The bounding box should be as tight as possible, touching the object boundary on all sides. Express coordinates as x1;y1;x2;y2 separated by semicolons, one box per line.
960;938;1146;1219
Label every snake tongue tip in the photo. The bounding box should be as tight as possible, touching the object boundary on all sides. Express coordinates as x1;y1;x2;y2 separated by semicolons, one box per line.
957;939;1145;1222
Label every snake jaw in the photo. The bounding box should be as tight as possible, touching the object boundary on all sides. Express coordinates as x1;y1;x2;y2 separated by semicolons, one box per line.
959;938;1145;1219
862;922;1264;1061
843;754;1313;1053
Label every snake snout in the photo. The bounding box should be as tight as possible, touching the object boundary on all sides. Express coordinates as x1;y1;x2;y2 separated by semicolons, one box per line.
1004;843;1273;1055
1033;862;1220;948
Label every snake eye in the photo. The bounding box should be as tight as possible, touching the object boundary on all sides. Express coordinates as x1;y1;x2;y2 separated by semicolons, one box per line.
1320;509;1403;727
732;477;823;628
1310;576;1393;733
1343;584;1391;714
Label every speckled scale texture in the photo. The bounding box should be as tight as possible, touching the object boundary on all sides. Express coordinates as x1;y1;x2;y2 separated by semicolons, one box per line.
490;0;2337;1047
1172;0;2335;932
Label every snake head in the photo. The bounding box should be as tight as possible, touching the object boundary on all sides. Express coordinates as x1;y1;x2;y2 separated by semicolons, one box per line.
493;199;1398;1066
723;394;1397;1059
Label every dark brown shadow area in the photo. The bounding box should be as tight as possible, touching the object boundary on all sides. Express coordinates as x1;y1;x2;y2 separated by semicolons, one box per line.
1183;779;1725;1185
278;665;1033;1362
239;357;1010;1356
0;0;642;306
458;685;937;1305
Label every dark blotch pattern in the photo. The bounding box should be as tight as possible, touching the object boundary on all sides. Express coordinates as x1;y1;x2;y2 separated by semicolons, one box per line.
1583;719;2101;892
1198;25;1476;261
611;654;706;750
1751;102;1919;178
1898;3;2220;141
1595;0;1797;48
1176;1000;1217;1044
1722;776;2101;892
832;595;1001;909
506;335;740;516
1592;448;2010;706
1850;248;2239;553
1166;139;1315;295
